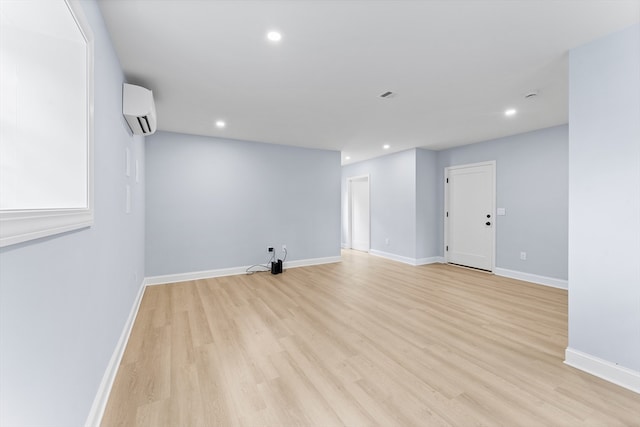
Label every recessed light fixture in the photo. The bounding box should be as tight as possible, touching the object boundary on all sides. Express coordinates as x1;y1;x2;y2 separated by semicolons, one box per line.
267;31;282;42
383;144;390;150
345;156;351;160
504;108;517;117
215;120;226;128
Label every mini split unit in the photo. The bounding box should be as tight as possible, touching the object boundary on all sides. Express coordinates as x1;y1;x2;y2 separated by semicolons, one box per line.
122;83;157;135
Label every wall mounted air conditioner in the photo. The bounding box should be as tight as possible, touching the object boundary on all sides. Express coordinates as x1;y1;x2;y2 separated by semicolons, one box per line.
123;83;157;135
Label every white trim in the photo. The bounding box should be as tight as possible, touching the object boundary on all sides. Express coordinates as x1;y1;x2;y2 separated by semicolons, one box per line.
85;280;146;427
415;256;445;266
443;167;449;261
565;347;640;394
494;268;568;289
347;174;370;252
425;256;446;265
370;249;416;265
370;250;443;266
0;211;94;247
284;256;342;269
144;256;343;286
145;266;247;286
0;0;95;248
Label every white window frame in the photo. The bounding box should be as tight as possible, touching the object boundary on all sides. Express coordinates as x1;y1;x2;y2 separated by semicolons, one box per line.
0;0;94;248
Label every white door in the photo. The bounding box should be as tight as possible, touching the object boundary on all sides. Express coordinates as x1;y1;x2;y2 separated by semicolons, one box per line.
445;162;495;271
350;176;370;252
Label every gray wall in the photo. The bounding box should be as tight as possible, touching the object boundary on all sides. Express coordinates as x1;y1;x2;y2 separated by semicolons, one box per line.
416;148;440;259
341;128;568;277
568;24;640;371
436;125;569;279
342;149;419;260
0;1;146;425
145;131;341;276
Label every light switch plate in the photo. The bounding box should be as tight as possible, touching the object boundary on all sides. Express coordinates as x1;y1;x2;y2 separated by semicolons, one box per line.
497;208;506;216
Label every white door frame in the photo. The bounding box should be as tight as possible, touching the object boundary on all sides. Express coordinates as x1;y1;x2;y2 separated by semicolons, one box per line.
444;161;496;271
347;174;370;252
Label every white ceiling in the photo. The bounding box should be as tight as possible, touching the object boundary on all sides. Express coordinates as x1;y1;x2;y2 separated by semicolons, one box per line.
98;0;640;164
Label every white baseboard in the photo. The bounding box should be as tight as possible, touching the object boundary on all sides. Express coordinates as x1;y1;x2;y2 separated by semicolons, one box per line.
144;256;342;286
285;256;342;269
565;347;640;394
369;249;416;265
144;265;248;286
419;256;446;265
370;250;443;266
494;267;567;289
85;280;146;427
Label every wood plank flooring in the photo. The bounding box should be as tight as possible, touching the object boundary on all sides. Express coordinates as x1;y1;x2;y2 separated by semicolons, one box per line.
101;250;640;426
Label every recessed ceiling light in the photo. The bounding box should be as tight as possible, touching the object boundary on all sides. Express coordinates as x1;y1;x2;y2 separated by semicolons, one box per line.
345;156;351;160
383;144;390;150
504;108;517;117
267;31;282;42
215;120;226;128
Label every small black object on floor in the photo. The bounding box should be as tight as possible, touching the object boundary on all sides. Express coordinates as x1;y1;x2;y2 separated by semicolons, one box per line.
271;259;283;275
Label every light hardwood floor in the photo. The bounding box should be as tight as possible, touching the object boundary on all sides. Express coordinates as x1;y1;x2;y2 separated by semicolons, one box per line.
102;250;640;426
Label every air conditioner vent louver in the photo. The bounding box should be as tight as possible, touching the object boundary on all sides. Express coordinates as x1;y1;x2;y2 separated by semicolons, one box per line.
123;83;157;135
137;116;152;134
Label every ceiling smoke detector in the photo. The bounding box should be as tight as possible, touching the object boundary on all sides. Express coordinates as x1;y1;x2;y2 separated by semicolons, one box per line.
379;91;395;99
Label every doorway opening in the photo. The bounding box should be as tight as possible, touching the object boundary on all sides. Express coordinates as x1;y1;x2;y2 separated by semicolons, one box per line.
348;175;370;252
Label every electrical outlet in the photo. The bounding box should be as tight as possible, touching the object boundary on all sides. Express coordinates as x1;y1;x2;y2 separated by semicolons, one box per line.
267;246;274;253
520;251;527;260
282;244;287;251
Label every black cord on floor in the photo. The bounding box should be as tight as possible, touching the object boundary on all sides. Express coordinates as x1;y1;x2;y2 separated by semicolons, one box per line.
281;247;287;272
245;251;275;275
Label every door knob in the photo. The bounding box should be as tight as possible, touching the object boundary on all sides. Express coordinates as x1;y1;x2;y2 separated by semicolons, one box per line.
486;221;491;226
